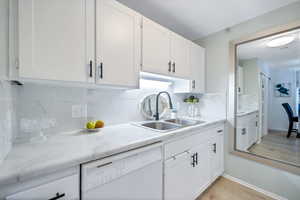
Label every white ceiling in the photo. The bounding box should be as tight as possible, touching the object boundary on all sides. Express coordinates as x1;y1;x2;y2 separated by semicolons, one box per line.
237;29;300;68
117;0;299;40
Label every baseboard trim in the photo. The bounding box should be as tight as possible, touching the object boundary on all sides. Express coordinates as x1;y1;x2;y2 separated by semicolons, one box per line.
268;129;288;132
222;174;288;200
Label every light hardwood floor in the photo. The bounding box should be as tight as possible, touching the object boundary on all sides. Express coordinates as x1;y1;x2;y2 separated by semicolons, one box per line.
249;130;300;166
197;177;274;200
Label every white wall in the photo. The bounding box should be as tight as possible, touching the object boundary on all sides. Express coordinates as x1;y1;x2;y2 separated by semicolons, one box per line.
0;0;14;163
0;0;8;79
197;2;300;200
268;68;297;131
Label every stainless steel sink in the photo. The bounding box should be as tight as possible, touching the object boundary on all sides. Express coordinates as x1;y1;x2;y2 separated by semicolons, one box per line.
135;118;206;132
138;121;181;132
163;118;206;126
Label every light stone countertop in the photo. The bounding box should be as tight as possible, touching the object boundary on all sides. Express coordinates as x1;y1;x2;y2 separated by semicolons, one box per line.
0;116;226;187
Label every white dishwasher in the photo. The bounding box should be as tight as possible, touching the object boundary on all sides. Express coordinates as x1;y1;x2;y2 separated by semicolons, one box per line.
81;143;163;200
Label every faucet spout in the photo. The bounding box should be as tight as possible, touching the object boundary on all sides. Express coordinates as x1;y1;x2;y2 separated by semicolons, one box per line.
154;91;173;121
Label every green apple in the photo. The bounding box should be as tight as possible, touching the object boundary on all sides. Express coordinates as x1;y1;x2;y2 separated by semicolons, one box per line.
86;121;96;129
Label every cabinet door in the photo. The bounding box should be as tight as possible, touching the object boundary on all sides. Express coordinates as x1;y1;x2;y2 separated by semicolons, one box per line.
170;33;190;79
190;42;205;93
96;0;140;87
164;152;194;200
142;17;171;76
18;0;94;82
236;127;248;151
210;131;224;182
189;141;210;199
247;114;258;147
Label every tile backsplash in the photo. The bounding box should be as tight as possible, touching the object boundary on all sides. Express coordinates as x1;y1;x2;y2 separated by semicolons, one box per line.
14;83;88;143
2;82;226;144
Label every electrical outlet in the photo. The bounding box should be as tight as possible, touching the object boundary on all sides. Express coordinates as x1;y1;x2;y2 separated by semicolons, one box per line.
72;105;82;118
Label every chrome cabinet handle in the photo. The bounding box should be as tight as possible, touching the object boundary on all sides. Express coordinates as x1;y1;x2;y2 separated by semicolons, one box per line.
89;60;93;77
168;61;172;72
48;193;65;200
172;62;175;73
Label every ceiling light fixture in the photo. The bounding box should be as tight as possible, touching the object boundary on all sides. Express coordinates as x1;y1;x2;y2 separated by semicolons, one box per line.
266;36;295;48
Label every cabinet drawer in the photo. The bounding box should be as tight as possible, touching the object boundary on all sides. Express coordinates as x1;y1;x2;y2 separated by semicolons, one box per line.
6;174;79;200
164;125;224;159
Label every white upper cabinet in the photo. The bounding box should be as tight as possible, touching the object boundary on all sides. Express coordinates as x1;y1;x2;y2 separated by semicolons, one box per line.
95;0;140;88
173;41;205;93
16;0;205;87
142;17;171;76
190;42;205;93
18;0;95;83
170;33;190;79
17;0;140;88
142;17;192;79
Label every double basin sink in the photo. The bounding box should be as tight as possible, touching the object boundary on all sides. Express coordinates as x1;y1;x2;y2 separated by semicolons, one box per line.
136;118;206;132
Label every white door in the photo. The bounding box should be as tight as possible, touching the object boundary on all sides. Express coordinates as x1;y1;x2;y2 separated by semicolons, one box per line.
96;0;140;87
210;132;224;181
142;17;171;76
18;0;94;82
189;42;205;93
170;33;190;79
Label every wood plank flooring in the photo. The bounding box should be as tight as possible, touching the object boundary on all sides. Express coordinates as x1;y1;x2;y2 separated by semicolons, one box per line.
197;177;274;200
249;130;300;166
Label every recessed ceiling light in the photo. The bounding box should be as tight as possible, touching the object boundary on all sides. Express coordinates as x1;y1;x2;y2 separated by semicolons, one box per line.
266;36;295;48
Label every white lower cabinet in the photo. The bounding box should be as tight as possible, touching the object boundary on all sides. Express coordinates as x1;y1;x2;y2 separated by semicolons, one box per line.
6;174;79;200
236;112;258;151
164;124;224;200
